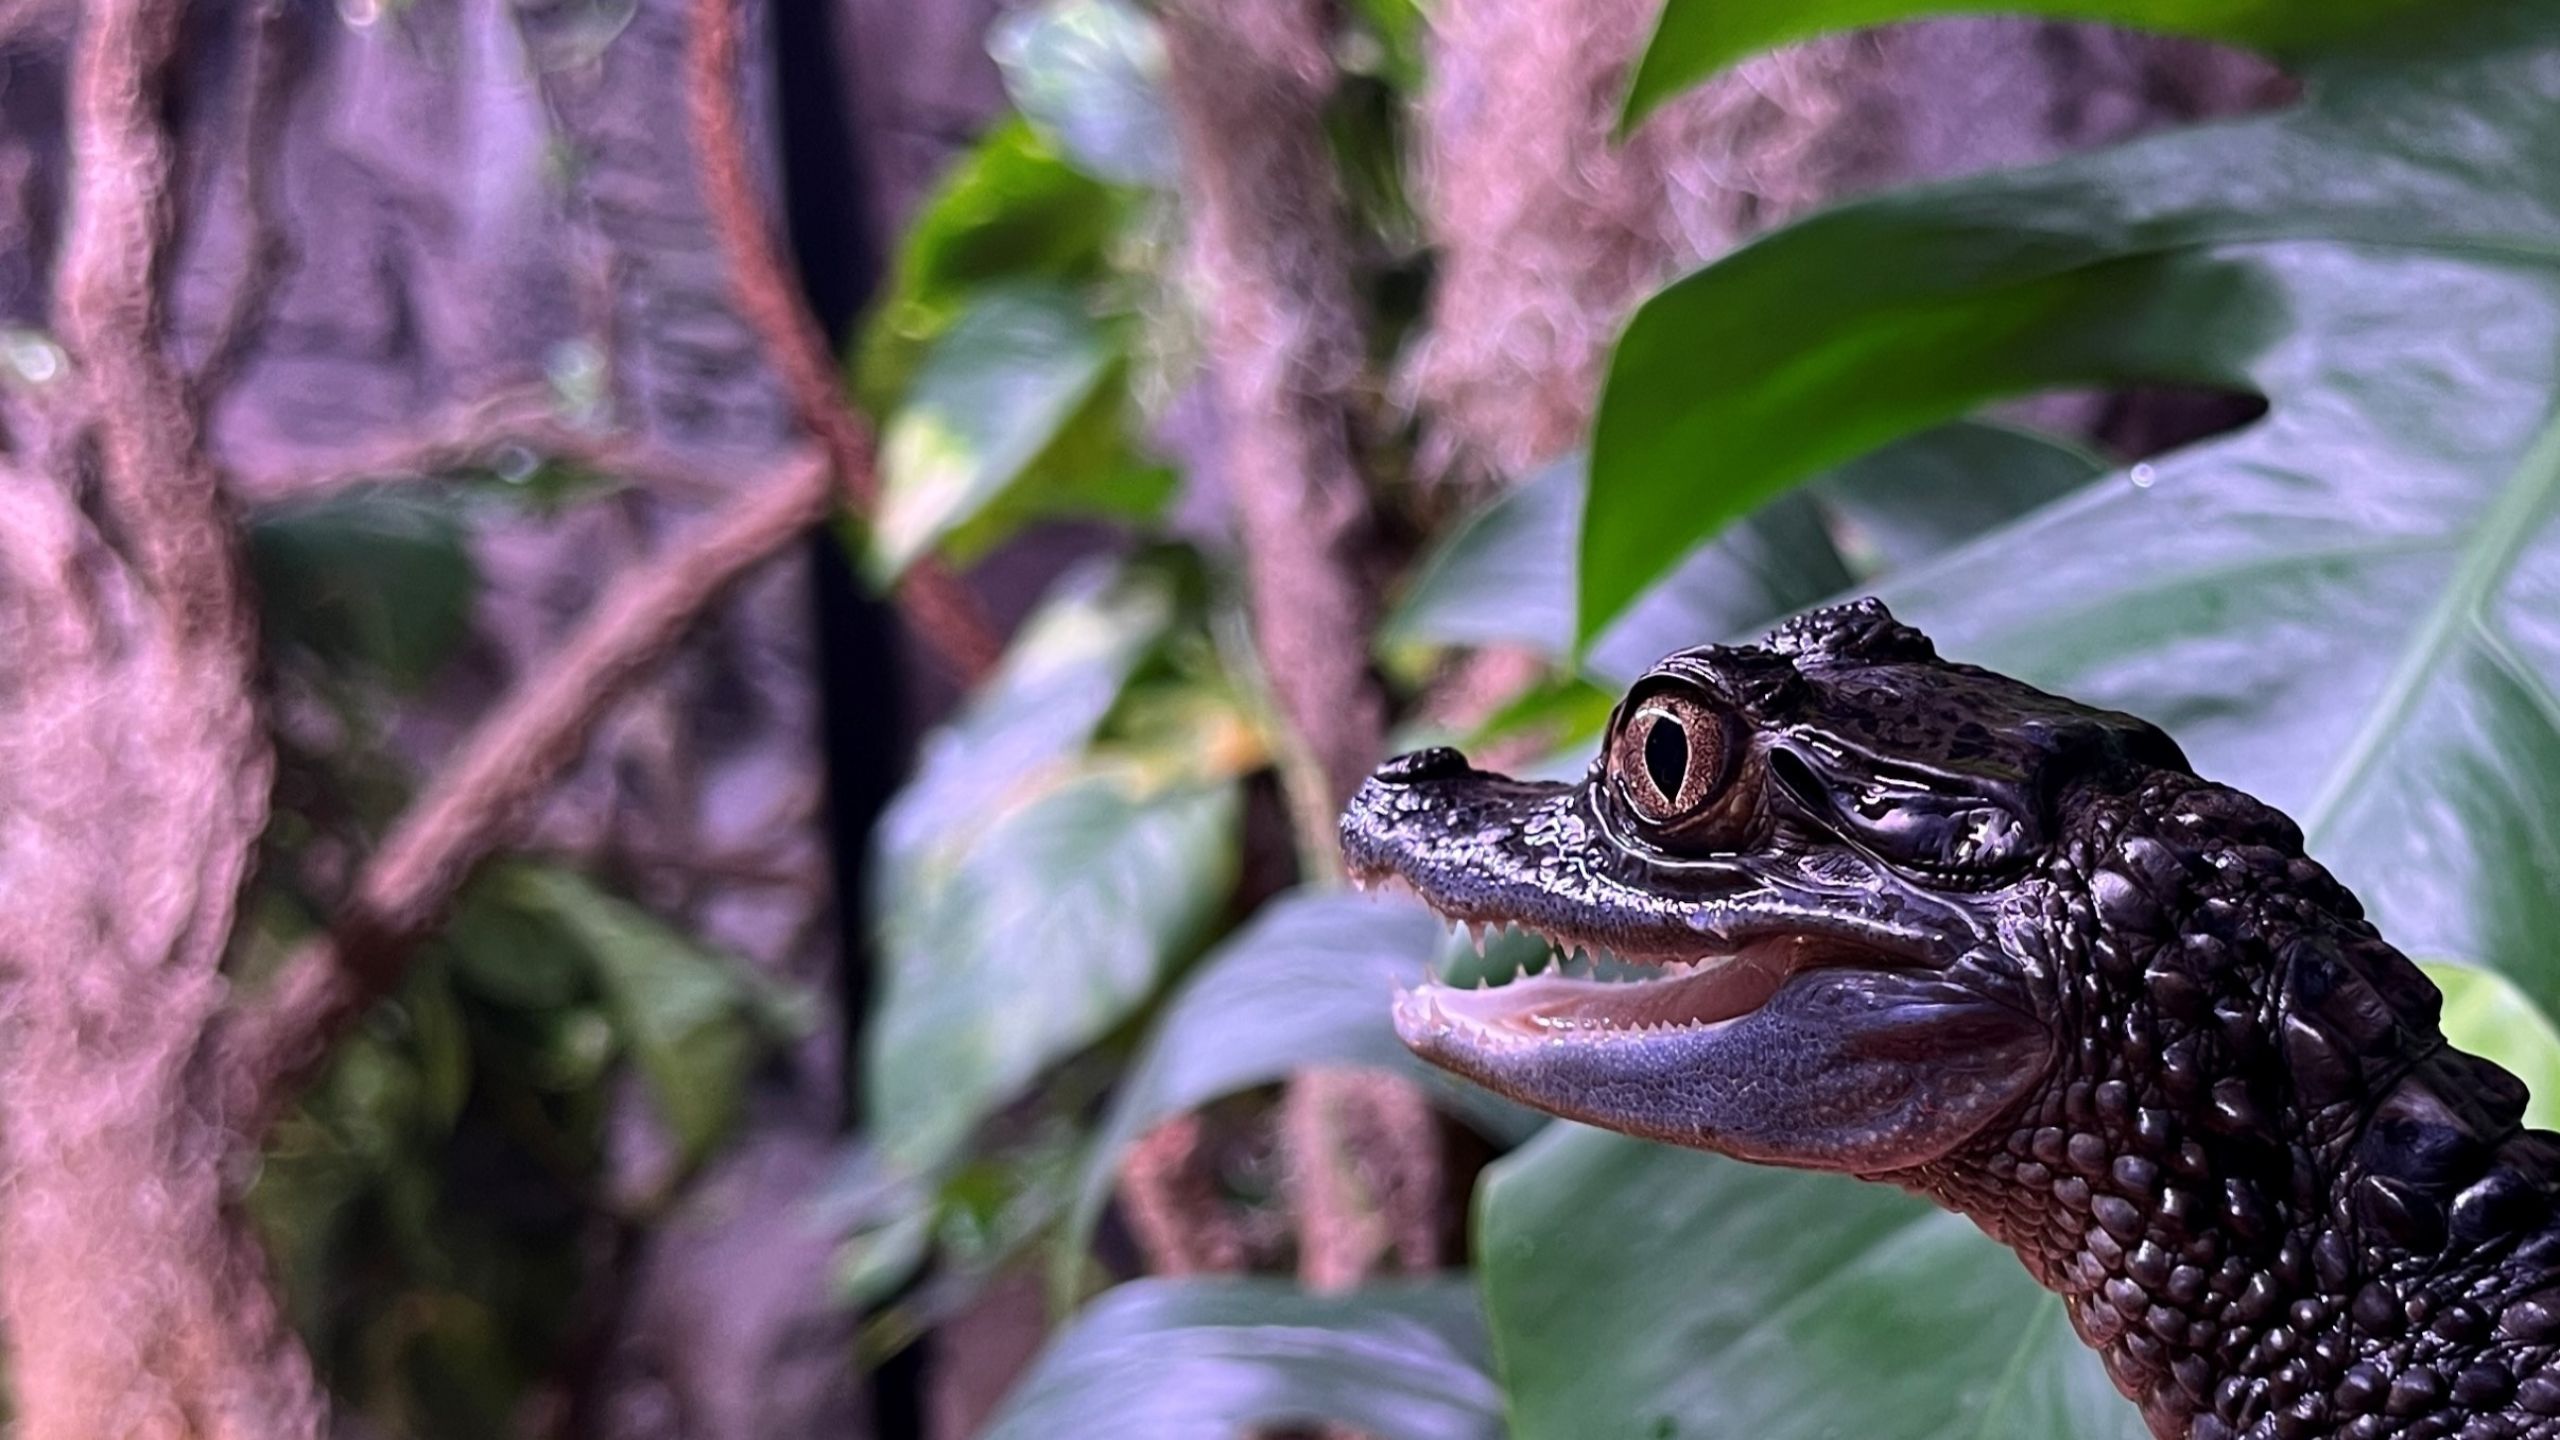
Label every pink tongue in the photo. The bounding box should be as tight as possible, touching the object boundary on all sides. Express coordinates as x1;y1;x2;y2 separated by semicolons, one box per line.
1427;956;1792;1036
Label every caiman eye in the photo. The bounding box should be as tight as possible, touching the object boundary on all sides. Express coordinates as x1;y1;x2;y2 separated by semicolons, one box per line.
1612;691;1730;825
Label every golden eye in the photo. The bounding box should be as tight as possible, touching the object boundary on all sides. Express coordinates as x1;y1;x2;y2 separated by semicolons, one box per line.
1612;692;1728;824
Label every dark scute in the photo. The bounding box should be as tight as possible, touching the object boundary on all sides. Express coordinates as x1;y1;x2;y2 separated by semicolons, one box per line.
2279;1014;2357;1108
2515;1373;2560;1415
2453;1363;2515;1409
1763;597;1937;666
2335;1363;2388;1415
2353;1173;2447;1252
2499;1298;2560;1341
2450;1168;2549;1245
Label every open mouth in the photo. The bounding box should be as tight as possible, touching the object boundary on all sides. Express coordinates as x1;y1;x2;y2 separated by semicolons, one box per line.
1355;871;1873;1049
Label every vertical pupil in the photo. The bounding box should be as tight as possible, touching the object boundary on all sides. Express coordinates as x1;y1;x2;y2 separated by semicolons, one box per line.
1642;713;1689;802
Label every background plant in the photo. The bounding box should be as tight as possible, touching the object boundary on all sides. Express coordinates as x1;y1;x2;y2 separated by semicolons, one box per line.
7;1;2557;1437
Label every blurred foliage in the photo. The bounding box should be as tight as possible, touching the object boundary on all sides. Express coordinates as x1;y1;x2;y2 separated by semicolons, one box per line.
251;859;798;1432
227;0;2560;1433
241;476;799;1435
249;488;480;694
980;1277;1502;1440
848;0;2560;1436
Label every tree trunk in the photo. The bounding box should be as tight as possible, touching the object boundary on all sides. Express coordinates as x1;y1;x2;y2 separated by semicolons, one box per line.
0;3;324;1434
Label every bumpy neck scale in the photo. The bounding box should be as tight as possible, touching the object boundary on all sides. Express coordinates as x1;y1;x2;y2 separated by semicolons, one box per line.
1907;774;2560;1440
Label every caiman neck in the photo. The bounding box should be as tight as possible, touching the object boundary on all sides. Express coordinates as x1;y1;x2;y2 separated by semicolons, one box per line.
1901;775;2560;1439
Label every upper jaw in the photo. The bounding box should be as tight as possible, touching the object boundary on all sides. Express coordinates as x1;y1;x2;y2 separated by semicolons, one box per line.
1340;765;1955;1049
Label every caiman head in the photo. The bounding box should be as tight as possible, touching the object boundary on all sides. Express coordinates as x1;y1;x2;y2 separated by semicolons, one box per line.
1341;598;2560;1439
1341;596;2187;1174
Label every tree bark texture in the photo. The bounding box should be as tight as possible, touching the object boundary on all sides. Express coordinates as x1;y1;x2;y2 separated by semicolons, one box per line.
1159;0;1442;1293
1406;1;2285;484
0;2;324;1436
0;0;883;1433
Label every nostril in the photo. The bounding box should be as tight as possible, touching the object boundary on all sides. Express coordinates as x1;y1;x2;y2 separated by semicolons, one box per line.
1375;746;1470;785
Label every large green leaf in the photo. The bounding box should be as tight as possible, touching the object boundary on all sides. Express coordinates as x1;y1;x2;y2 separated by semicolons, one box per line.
868;773;1238;1176
1588;4;2560;1006
1621;0;2435;130
1058;891;1536;1287
991;0;1177;188
871;285;1171;575
854;118;1126;409
1507;12;2560;1438
1482;1126;2144;1440
874;557;1174;870
247;487;477;691
505;867;782;1168
1388;455;1849;683
1587;2;2560;642
1391;424;2096;683
1813;420;2104;577
983;1277;1503;1440
867;560;1239;1177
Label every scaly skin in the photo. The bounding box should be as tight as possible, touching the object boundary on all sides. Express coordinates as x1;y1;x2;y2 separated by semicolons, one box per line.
1339;600;2560;1439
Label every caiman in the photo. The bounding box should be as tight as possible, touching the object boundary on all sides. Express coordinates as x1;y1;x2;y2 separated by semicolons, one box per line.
1340;598;2560;1440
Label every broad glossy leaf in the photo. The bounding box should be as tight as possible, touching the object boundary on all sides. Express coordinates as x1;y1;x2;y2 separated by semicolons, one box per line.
1814;420;2103;578
1060;891;1535;1282
868;766;1240;1175
1621;0;2434;130
866;562;1218;1178
983;1277;1502;1440
1386;453;1848;680
247;487;476;690
1482;1126;2143;1440
991;0;1177;188
871;285;1169;575
507;868;774;1167
1392;424;2094;683
1590;8;2560;1007
877;557;1175;869
1588;4;2560;642
854;119;1125;408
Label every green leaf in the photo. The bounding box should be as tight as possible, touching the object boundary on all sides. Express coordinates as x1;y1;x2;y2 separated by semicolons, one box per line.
1513;20;2560;1431
1586;10;2560;1017
1394;424;2093;680
876;558;1178;873
990;0;1178;188
854;119;1127;409
2425;961;2560;1132
505;868;772;1167
1059;891;1535;1286
1480;1126;2144;1440
982;1277;1504;1440
1585;243;2265;642
247;487;477;690
1386;454;1848;679
868;774;1238;1176
1590;3;2560;642
1813;421;2104;579
1620;0;2434;131
872;285;1168;575
439;880;589;1012
860;563;1228;1184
